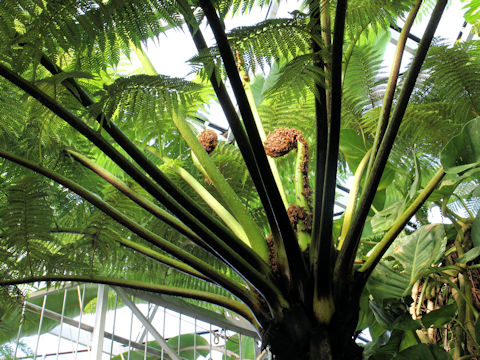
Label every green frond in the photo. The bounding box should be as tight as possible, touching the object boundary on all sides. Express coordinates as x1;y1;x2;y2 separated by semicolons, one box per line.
263;54;324;98
0;175;54;276
345;0;412;37
0;0;183;73
0;81;24;144
97;74;208;138
190;17;310;77
343;44;387;111
206;0;275;16
419;41;480;122
228;18;310;73
259;92;315;135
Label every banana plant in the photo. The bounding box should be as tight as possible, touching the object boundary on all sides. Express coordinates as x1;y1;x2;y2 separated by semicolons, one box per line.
363;117;480;359
0;0;478;359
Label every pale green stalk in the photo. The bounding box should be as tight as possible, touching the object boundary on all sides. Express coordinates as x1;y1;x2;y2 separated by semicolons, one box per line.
360;168;445;273
131;41;268;260
416;277;428;317
130;40;157;75
165;160;250;246
366;0;422;180
191;151;211;182
295;141;309;208
117;237;209;281
0;275;258;326
171;112;269;261
295;141;311;251
338;149;371;250
243;79;288;208
65;149;201;243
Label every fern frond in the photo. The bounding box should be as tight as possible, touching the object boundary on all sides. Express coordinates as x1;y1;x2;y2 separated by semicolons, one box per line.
228;18;310;73
263;54;324;98
0;0;183;73
0;175;54;276
345;0;412;37
98;74;207;130
343;44;386;110
203;0;275;17
419;41;480;121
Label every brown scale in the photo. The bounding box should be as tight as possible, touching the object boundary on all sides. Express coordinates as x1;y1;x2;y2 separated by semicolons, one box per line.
287;204;313;233
264;128;312;204
265;234;279;275
198;129;218;154
302;212;313;232
287;204;306;230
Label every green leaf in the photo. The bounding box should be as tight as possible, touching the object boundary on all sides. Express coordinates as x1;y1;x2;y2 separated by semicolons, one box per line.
429;168;480;203
356;289;377;332
462;0;480;25
369;300;396;329
167;334;210;360
223;334;255;360
371;200;407;233
394;344;452;360
368;225;447;302
457;246;480;264
392;314;421;331
339;129;394;191
472;211;480;247
339;129;370;173
366;329;404;360
440;117;480;174
399;330;419;352
367;261;409;303
421;303;457;328
111;340;162;360
385;225;447;292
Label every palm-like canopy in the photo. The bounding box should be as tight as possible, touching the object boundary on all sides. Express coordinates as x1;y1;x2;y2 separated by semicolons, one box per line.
1;0;480;359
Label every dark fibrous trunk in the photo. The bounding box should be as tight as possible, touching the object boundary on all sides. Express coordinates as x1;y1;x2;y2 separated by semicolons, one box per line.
262;295;363;360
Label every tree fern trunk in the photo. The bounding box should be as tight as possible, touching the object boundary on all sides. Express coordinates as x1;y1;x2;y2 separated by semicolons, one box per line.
267;328;363;360
264;298;363;360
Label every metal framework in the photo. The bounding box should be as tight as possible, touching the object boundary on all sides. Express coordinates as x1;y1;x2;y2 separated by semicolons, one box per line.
11;284;265;360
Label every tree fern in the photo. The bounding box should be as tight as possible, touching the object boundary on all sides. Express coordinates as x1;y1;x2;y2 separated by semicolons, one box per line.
418;41;480;122
228;18;310;73
1;0;475;358
0;0;183;73
0;175;54;276
97;74;208;129
213;0;275;16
